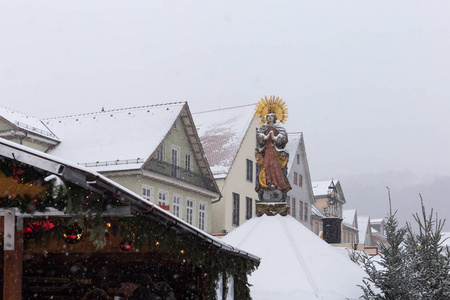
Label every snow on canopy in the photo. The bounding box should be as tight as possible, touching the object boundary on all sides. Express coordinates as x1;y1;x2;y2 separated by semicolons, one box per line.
0;106;59;141
222;214;365;300
43;102;185;172
193;104;255;179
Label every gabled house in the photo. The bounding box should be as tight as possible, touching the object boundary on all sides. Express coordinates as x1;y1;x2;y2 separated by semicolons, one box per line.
285;132;315;229
311;179;346;240
193;104;259;235
0;106;60;152
342;209;359;247
1;102;220;234
371;218;387;247
358;215;378;255
312;179;346;218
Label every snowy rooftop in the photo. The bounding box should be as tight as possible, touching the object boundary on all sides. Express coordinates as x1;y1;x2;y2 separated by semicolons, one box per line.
312;180;339;197
43;102;185;170
358;216;371;244
193;104;256;179
343;209;358;229
222;214;365;300
0;106;59;141
371;218;385;224
343;209;356;224
0;137;258;262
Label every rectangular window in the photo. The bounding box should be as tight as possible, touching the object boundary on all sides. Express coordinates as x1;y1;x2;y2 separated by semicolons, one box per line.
173;194;181;218
297;154;300;164
299;174;303;187
292;198;296;218
186;198;194;225
199;202;206;231
156;143;165;161
304;203;308;221
246;159;253;182
142;185;154;202
294;172;298;185
232;193;240;227
171;146;179;178
158;190;168;206
246;197;252;220
299;201;303;221
185;152;192;171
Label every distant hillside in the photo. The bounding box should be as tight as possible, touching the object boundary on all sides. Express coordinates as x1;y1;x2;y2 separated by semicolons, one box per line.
340;171;450;232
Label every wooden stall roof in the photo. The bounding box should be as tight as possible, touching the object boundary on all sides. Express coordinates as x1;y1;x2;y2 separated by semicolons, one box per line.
0;137;260;263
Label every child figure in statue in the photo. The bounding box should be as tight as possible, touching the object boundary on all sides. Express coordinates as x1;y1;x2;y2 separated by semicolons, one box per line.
254;96;292;202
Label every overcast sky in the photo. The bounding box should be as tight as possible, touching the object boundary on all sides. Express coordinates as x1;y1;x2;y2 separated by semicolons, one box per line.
2;1;450;223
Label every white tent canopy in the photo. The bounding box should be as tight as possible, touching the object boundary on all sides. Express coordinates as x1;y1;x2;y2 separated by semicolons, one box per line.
222;214;366;300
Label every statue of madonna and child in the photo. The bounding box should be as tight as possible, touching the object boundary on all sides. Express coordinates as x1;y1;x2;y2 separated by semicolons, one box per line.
254;96;292;216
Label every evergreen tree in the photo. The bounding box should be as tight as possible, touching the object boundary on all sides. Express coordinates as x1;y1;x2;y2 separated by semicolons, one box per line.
351;188;409;299
403;195;450;300
352;190;450;300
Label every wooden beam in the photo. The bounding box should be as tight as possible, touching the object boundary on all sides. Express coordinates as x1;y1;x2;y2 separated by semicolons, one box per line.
3;216;23;300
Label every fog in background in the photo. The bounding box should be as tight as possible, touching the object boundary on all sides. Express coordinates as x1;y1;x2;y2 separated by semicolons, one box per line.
2;1;450;230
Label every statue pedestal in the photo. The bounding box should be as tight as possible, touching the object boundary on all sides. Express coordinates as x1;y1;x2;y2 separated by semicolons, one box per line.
256;202;290;217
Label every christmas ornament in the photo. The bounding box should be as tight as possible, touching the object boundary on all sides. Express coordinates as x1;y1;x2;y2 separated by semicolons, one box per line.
62;223;83;244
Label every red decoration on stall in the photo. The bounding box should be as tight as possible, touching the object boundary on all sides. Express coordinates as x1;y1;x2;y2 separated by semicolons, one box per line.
120;241;132;251
24;221;55;237
62;224;83;244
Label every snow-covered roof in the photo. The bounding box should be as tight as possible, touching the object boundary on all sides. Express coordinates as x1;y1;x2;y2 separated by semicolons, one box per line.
0;106;59;141
193;104;256;179
0;137;258;262
312;179;346;204
43;103;185;171
358;216;371;244
343;209;357;228
371;218;384;225
222;214;365;300
286;132;301;173
312;180;338;197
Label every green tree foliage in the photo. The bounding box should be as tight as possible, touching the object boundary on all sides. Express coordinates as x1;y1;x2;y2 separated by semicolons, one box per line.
352;189;450;300
403;195;450;299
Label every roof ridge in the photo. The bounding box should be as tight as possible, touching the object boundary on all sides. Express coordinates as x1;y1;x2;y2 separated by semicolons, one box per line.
43;101;186;120
193;103;257;115
0;106;40;119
